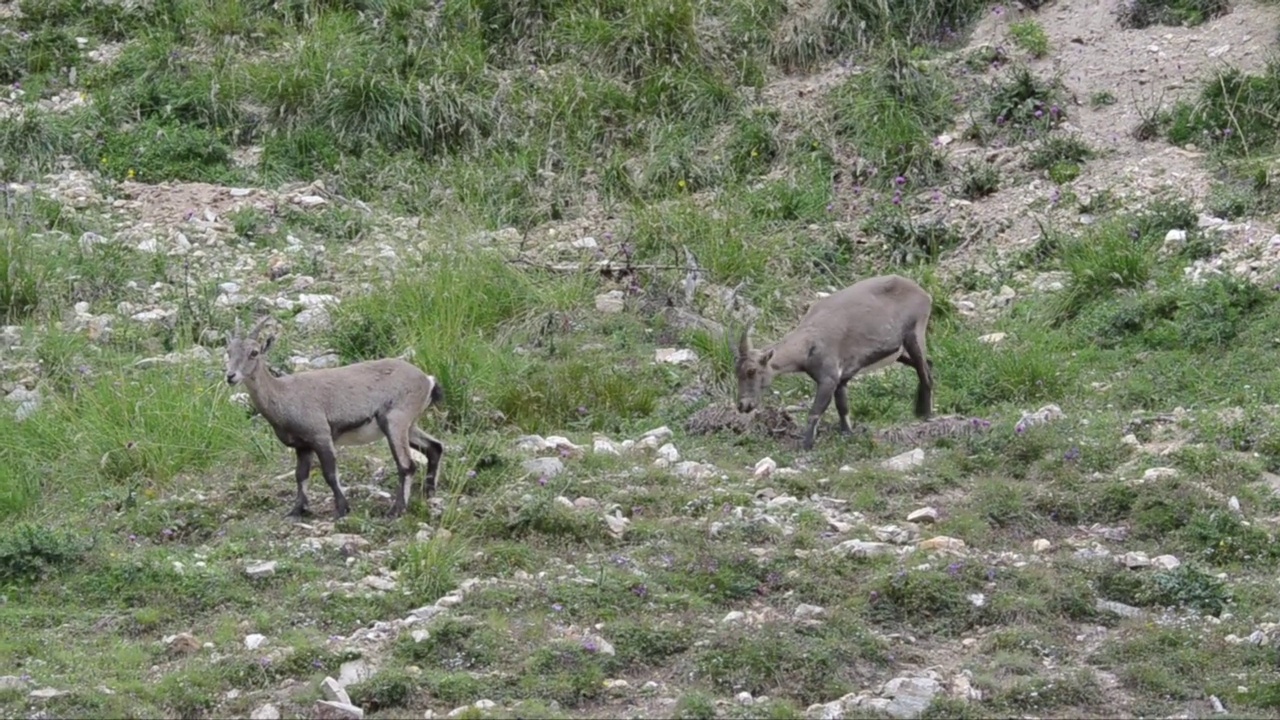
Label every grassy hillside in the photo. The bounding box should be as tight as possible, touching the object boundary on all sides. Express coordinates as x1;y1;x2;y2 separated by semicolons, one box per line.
4;0;1280;717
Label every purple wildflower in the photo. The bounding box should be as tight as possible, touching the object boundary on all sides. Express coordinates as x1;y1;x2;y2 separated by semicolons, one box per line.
894;175;907;186
552;603;563;612
538;475;548;487
1064;446;1081;463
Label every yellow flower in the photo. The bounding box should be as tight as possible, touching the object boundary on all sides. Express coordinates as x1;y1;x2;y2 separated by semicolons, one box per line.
127;168;136;179
99;156;107;165
750;149;758;158
677;179;686;189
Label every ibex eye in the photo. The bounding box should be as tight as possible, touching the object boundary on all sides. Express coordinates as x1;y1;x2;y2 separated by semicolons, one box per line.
250;350;259;358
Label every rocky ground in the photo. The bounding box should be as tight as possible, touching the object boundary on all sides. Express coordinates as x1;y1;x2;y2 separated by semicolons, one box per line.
4;0;1280;719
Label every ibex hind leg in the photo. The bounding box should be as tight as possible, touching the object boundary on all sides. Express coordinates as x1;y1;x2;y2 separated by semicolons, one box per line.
410;426;445;499
902;331;934;420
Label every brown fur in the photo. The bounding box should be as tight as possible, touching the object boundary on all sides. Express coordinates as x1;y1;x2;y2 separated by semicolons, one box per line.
734;274;935;450
225;317;445;520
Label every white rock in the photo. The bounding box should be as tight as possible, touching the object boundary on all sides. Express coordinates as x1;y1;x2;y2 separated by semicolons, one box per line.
722;611;746;623
753;457;777;478
641;426;673;443
794;603;826;619
360;575;397;592
244;561;277;578
1142;467;1179;482
29;688;68;700
583;634;616;656
1121;551;1151;568
1164;229;1187;244
295;307;331;332
522;457;564;478
337;659;372;688
0;676;29;691
882;677;941;719
321;677;351;705
295;195;327;207
411;629;430;643
595;290;625;313
656;443;680;463
831;539;896;557
250;704;281;720
1032;538;1052;553
978;332;1006;344
654;348;698;364
604;514;630;538
244;633;268;650
736;691;755;705
1152;554;1181;570
906;507;938;524
593;436;620;455
435;593;464;608
314;700;363;719
882;448;925;472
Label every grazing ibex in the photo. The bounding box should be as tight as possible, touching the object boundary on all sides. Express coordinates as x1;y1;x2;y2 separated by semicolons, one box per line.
734;274;934;450
224;317;445;519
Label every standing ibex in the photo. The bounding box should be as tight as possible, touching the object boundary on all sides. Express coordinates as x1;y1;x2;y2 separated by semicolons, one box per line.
224;317;445;519
734;274;934;450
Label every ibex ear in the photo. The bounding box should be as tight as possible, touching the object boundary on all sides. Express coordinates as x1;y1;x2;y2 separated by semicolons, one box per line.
261;333;276;354
759;348;774;366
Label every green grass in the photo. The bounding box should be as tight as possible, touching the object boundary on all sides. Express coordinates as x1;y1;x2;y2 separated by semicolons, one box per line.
3;0;1280;717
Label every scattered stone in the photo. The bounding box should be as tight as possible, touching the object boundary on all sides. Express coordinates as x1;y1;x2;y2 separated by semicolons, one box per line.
322;677;352;705
411;629;430;643
1121;551;1151;569
906;507;938;524
360;575;397;592
604;513;630;539
521;457;564;478
250;704;281;720
1142;467;1178;482
654;347;698;364
736;691;755;705
722;611;746;624
1014;404;1065;432
582;634;616;656
1096;599;1145;618
753;456;777;478
593;436;620;455
1032;538;1052;553
881;677;941;719
244;633;268;650
1248;630;1268;646
882;448;925;472
337;659;372;688
831;539;896;558
875;524;915;544
978;332;1006;344
436;593;464;608
656;443;680;464
1152;554;1181;570
0;676;29;691
595;290;625;313
917;536;966;553
314;700;364;720
794;603;826;619
244;561;277;578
